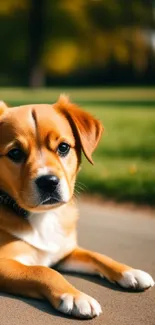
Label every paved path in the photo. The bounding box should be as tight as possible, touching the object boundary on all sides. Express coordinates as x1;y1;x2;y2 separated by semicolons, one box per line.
0;201;155;325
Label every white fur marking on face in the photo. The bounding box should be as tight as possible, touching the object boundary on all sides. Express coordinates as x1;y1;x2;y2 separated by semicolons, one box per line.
118;269;154;289
37;166;51;177
59;177;70;202
59;293;102;318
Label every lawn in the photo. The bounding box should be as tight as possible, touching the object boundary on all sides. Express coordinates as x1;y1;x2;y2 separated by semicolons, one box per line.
78;105;155;205
1;87;155;205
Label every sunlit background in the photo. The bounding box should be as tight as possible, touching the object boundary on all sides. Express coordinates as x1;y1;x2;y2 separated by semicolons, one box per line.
0;0;155;205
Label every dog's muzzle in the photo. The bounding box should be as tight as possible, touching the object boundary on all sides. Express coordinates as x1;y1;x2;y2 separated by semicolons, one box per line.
35;174;61;205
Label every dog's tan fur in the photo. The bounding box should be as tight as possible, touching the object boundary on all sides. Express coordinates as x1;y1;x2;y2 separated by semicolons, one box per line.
0;96;154;318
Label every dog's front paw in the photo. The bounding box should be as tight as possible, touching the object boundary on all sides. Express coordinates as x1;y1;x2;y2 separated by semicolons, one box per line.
118;269;154;290
58;292;102;318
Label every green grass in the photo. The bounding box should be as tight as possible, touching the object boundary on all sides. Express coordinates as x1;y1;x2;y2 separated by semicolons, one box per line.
1;87;155;205
1;87;155;106
78;106;155;205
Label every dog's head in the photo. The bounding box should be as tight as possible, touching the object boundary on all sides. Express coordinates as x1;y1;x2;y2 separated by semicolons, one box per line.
0;96;103;212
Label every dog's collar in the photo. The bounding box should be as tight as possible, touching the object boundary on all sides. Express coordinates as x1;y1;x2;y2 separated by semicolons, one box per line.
0;190;29;218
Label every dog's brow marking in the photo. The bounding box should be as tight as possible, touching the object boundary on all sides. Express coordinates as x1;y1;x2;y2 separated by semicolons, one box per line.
31;109;39;143
29;110;36;132
31;109;44;163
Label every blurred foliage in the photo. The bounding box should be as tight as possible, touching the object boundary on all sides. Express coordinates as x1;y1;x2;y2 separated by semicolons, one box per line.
0;0;154;86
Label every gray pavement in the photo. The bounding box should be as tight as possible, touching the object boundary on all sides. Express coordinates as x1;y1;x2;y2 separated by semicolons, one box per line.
0;200;155;325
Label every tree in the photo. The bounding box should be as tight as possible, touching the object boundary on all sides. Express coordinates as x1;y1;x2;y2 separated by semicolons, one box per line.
28;0;45;87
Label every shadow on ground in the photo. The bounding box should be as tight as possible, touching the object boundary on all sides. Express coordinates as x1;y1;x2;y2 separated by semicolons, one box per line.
0;272;142;320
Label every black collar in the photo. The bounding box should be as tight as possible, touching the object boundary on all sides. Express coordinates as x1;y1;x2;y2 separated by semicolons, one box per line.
0;190;29;218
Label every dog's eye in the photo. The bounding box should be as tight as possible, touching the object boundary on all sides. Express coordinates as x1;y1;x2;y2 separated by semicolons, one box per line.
7;148;26;163
57;142;70;157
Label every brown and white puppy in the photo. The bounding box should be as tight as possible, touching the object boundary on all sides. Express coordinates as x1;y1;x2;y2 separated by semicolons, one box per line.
0;96;154;319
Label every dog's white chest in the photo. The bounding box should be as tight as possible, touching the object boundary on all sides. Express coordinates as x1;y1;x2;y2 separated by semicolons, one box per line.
14;211;76;266
29;211;66;252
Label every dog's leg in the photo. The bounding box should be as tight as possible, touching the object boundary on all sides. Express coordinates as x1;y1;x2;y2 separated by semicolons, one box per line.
0;258;102;318
57;247;154;290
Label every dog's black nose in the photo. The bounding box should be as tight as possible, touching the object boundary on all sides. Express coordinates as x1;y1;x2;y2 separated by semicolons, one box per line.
35;175;59;193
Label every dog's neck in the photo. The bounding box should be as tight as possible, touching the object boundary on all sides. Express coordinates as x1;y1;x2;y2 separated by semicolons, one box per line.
0;190;29;218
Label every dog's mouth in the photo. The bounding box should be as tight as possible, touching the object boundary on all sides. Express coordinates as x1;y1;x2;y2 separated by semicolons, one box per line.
41;194;61;205
0;189;62;217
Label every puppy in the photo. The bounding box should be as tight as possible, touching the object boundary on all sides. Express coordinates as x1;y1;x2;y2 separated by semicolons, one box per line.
0;96;154;319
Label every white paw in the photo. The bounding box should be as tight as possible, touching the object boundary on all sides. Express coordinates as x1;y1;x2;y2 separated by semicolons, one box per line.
58;292;102;318
118;269;154;290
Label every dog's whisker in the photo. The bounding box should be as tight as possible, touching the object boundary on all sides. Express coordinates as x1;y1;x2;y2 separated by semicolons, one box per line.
75;184;86;193
76;181;88;191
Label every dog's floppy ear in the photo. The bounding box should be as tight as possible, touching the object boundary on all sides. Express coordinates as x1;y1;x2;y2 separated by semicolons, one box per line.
55;95;103;164
0;101;8;116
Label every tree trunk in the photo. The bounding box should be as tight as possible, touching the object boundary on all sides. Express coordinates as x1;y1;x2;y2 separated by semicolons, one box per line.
28;0;45;87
